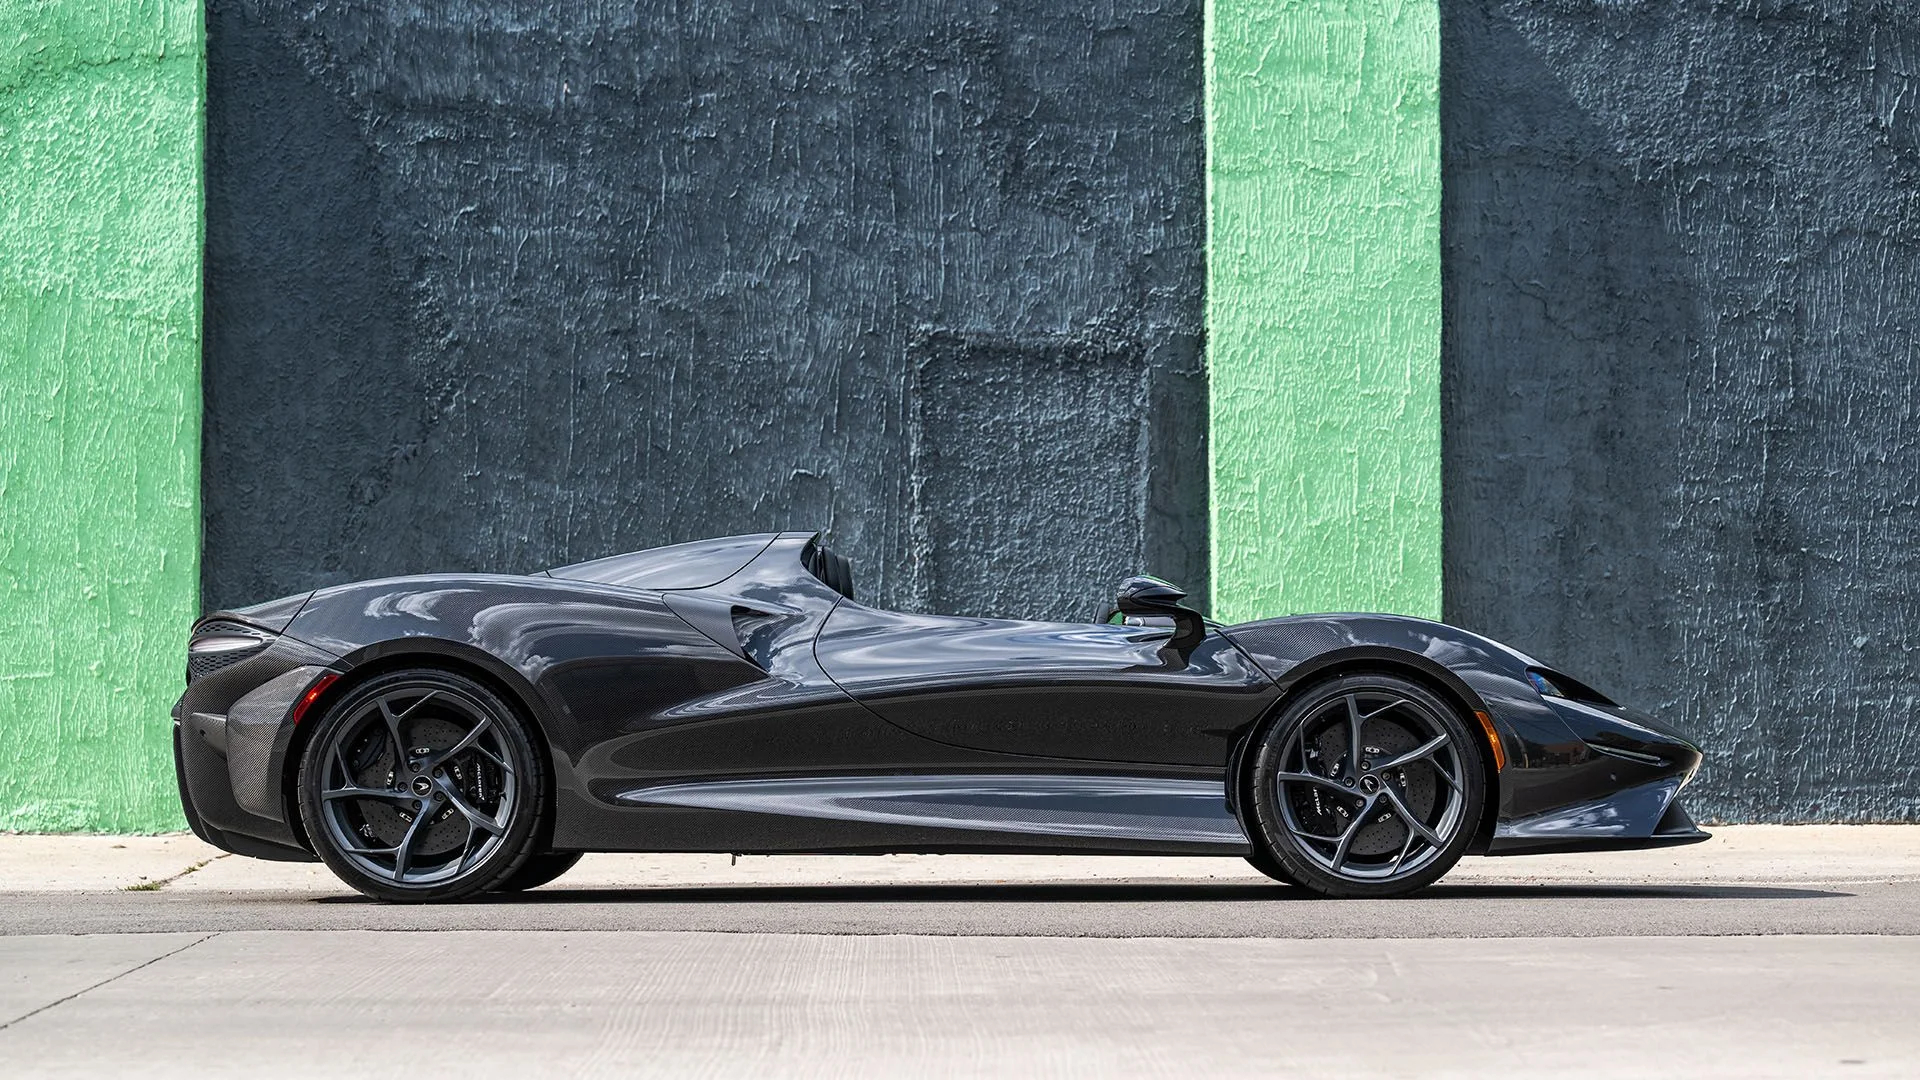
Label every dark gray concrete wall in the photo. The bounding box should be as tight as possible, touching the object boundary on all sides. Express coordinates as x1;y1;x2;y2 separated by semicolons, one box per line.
203;1;1207;623
1443;2;1920;821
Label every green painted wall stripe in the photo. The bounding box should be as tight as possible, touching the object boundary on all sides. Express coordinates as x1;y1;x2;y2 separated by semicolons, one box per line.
1205;0;1442;623
0;0;202;832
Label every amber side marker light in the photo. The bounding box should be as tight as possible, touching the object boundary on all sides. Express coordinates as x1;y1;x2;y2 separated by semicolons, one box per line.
291;673;340;726
1474;710;1508;771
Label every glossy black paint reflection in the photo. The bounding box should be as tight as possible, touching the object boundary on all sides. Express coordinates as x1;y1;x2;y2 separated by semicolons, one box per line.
175;531;1708;862
816;601;1275;766
548;534;776;592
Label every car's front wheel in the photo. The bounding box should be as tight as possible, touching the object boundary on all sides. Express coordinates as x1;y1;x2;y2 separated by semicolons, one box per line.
297;669;547;902
1245;673;1485;898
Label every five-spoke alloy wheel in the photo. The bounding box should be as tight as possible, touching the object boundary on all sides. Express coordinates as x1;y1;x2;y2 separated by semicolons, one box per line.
298;669;549;902
1246;673;1485;898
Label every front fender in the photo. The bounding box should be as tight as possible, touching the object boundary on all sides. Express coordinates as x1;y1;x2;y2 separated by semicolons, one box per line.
1220;614;1702;846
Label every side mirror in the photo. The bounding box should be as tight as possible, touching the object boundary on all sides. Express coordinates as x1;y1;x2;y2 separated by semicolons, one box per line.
1113;576;1207;652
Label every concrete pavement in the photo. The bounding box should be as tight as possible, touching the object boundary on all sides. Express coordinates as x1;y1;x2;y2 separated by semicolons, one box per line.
3;931;1916;1078
2;874;1916;938
2;826;1917;1077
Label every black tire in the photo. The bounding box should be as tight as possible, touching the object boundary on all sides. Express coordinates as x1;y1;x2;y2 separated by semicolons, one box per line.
297;669;548;903
1246;673;1485;899
1243;847;1300;886
493;851;584;893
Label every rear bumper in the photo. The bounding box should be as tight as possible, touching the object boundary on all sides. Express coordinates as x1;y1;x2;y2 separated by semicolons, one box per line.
171;635;338;863
174;717;317;862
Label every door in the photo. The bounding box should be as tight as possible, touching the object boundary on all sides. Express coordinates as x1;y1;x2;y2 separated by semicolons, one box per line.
813;601;1276;768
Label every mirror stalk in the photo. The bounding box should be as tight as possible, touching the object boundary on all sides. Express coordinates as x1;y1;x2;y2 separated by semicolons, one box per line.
1114;576;1208;653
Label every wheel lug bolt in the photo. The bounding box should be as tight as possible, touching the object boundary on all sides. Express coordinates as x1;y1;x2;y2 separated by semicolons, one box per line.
412;799;422;810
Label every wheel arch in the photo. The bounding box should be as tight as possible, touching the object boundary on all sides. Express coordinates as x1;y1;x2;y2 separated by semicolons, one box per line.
278;640;556;852
1226;648;1501;854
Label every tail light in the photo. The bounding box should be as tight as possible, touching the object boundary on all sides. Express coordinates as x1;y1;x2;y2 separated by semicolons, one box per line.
186;621;275;684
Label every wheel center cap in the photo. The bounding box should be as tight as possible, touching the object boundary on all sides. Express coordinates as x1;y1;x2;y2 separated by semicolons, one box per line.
1359;774;1380;794
410;775;434;797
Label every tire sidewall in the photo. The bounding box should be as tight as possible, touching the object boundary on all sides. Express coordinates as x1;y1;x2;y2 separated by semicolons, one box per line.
297;668;547;903
1246;673;1486;899
494;850;584;893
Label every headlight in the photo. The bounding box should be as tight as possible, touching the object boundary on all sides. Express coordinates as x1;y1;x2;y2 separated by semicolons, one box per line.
1526;667;1614;705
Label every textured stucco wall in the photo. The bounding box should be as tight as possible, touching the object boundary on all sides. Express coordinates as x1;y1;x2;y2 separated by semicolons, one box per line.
0;0;201;832
1444;2;1920;821
1206;0;1441;623
203;1;1208;623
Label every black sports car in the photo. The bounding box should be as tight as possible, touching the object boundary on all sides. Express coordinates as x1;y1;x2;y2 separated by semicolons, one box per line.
174;531;1707;901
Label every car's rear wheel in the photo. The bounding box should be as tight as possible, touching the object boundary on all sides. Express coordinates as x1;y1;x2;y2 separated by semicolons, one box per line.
1245;673;1484;898
493;851;584;892
297;669;547;903
1243;847;1299;886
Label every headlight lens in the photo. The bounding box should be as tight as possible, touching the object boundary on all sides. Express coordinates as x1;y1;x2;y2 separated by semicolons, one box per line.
1526;667;1615;706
